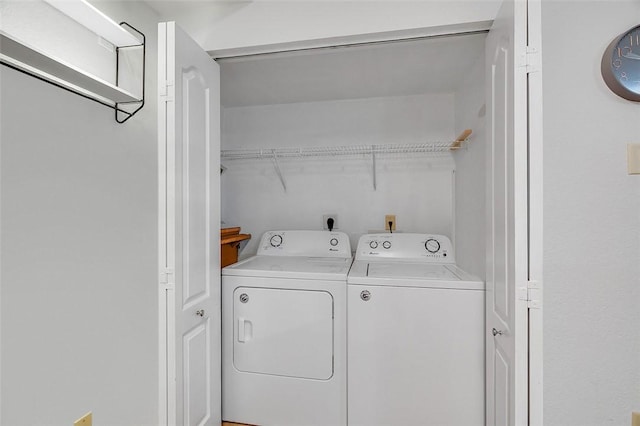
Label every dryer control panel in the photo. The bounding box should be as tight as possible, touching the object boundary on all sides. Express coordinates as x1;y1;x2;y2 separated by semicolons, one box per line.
258;230;352;258
355;233;455;263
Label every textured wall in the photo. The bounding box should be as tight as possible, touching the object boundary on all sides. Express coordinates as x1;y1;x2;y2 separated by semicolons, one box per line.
543;2;640;425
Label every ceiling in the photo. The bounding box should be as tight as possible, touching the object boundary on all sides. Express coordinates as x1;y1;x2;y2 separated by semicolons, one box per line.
218;32;486;108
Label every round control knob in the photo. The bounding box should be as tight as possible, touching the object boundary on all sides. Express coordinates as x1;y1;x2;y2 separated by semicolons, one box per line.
382;241;391;249
269;235;283;247
369;241;378;249
330;238;339;246
425;238;440;253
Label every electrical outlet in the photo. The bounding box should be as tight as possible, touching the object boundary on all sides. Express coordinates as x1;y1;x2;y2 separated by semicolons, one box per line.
632;412;640;426
385;215;396;231
323;214;338;230
74;412;92;426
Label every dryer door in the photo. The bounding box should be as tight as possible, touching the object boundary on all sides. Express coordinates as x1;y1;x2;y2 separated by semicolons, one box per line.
233;287;334;379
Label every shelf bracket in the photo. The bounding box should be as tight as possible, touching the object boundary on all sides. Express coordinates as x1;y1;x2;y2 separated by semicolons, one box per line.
450;129;473;150
372;145;377;191
115;22;145;124
271;149;287;192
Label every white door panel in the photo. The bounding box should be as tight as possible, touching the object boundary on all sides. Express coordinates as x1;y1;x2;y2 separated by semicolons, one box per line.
485;1;529;425
183;320;211;425
182;66;211;309
159;21;221;426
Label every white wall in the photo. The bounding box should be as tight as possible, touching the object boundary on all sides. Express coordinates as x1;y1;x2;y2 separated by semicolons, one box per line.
0;2;160;425
453;54;486;279
221;94;457;254
148;0;500;53
542;2;640;425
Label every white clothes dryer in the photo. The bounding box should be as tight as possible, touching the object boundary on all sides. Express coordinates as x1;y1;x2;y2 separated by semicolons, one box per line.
222;230;351;426
347;233;485;426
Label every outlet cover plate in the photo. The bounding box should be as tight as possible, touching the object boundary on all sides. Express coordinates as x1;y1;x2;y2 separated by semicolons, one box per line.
628;144;640;175
74;412;92;426
385;215;396;231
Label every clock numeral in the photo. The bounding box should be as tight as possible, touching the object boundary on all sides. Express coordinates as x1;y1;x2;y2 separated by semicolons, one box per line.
602;25;640;102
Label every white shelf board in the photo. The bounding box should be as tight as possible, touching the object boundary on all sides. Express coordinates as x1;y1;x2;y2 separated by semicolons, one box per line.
0;30;140;104
42;0;141;47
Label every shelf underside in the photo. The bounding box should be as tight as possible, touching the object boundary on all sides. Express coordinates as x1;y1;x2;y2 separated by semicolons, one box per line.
0;31;140;104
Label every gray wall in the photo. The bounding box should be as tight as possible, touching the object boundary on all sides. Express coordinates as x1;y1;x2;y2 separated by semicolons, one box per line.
543;1;640;425
0;2;160;425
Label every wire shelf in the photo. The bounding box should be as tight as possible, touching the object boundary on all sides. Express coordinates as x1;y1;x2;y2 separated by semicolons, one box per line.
221;141;462;161
219;130;472;192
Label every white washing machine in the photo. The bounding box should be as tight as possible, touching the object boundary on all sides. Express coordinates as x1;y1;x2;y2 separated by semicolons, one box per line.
222;230;351;426
347;233;484;426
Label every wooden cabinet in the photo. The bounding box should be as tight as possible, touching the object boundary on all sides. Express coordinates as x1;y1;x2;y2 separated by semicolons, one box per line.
221;227;251;268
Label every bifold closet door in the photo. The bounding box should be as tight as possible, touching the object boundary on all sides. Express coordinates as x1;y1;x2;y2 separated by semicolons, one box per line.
484;0;539;425
158;21;221;426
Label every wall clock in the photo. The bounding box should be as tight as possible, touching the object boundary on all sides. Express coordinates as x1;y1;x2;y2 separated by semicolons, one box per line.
601;24;640;102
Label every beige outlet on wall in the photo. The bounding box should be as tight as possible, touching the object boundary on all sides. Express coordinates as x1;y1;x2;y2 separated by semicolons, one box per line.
385;215;396;231
632;412;640;426
73;412;92;426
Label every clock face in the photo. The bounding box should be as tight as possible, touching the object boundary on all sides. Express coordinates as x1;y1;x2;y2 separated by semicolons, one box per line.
602;25;640;102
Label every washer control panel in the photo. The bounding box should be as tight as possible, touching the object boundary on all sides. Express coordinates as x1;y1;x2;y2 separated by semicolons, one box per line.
355;233;454;263
258;230;352;258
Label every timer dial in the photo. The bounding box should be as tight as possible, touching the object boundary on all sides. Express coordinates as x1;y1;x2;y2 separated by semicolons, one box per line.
425;239;440;253
382;241;391;249
269;235;283;247
330;238;339;246
369;241;378;249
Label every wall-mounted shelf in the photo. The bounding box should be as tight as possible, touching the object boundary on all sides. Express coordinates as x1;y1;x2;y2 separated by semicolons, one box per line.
0;3;145;124
42;0;141;47
221;129;473;191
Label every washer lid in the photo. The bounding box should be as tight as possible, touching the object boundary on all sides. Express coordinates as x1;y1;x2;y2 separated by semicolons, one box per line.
348;260;484;290
368;263;461;280
222;255;353;280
